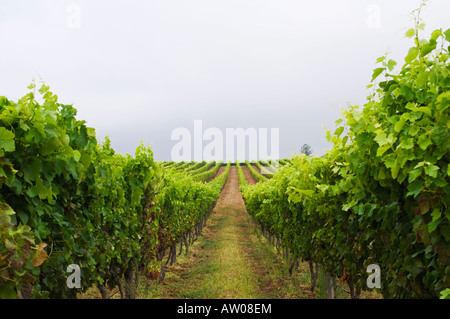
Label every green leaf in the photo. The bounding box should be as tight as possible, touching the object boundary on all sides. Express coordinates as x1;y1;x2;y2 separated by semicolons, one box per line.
414;161;426;169
383;155;396;169
38;84;50;94
407;180;423;198
428;219;440;233
409;125;420;136
39;136;61;156
334;126;344;138
19;120;29;131
405;104;432;116
23;158;41;182
0;163;17;185
36;224;51;241
408;169;422;183
399;137;414;150
26;186;39;198
397;152;410;168
371;67;386;82
377;144;390;157
430;126;449;146
444;29;450;42
391;165;400;179
374;131;388;146
0;281;17;299
0;127;15;152
440;288;450;299
387;59;397;71
36;178;52;201
354;205;364;215
431;208;442;221
24;128;43;144
424;164;439;178
417;134;432;150
17;210;29;225
405;47;419;64
342;201;356;211
73;150;81;162
287;187;315;199
420;39;437;57
376;56;386;63
398;85;414;100
433;176;448;188
405;28;415;38
430;29;442;41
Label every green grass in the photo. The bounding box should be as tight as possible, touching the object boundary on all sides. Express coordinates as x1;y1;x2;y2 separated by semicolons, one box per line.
145;205;313;299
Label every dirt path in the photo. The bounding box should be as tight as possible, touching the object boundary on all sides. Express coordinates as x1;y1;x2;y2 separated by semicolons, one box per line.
251;164;261;174
213;166;245;211
213;165;225;179
155;167;311;299
241;166;256;185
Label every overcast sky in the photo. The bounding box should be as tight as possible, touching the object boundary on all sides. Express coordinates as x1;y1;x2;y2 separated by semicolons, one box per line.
1;0;449;161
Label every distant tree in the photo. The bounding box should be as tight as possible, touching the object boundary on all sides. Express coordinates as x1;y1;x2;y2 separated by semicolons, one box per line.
300;144;312;157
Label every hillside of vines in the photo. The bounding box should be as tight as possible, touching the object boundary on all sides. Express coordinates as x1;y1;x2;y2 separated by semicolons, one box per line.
0;85;231;298
242;23;450;298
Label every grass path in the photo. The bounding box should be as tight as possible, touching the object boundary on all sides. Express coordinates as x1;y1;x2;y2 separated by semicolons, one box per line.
152;167;312;299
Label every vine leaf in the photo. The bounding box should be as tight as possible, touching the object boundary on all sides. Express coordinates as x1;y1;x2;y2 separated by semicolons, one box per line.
0;127;15;152
405;28;415;38
31;242;48;267
371;67;385;82
405;47;419;64
444;29;450;42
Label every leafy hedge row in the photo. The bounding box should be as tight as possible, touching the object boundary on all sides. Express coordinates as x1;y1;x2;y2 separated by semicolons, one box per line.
0;85;225;298
191;161;223;182
258;160;278;178
244;160;266;183
242;25;450;298
187;161;215;175
184;161;206;172
236;162;250;194
157;161;229;250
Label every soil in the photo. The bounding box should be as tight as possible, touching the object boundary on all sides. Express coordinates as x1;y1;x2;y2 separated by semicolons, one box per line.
241;166;256;185
213;165;225;179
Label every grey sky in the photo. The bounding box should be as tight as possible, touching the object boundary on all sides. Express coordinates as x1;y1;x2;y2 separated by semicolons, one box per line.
1;0;449;161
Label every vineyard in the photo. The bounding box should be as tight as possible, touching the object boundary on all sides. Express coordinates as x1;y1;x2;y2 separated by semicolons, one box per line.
1;19;449;299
